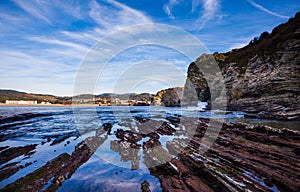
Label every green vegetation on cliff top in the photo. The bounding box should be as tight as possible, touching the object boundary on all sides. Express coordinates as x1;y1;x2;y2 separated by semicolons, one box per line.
213;11;300;73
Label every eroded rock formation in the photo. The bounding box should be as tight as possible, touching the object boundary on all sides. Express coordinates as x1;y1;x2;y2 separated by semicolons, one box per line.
184;12;300;120
152;87;183;107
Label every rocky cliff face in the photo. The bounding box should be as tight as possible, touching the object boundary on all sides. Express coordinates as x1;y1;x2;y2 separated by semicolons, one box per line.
184;62;210;103
184;12;300;120
152;87;183;107
226;39;300;120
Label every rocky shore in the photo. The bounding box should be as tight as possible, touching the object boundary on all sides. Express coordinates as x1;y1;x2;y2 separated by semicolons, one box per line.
1;118;299;191
148;118;300;192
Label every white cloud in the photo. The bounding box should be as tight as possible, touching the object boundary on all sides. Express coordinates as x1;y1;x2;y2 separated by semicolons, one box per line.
12;0;52;24
0;0;152;95
163;0;180;20
163;4;175;20
61;28;105;44
202;0;220;19
194;0;221;30
161;0;221;30
28;36;89;52
62;0;153;44
0;50;76;74
89;0;152;32
191;0;202;12
107;0;151;23
0;50;77;95
12;0;83;25
53;0;81;19
247;0;289;19
0;12;29;34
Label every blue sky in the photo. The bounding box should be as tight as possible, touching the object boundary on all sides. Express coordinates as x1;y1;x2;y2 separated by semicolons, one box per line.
0;0;299;96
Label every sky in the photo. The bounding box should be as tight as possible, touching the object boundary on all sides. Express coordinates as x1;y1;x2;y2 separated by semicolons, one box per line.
0;0;299;96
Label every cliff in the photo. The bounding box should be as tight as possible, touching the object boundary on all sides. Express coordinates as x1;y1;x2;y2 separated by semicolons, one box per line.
184;12;300;120
152;87;183;107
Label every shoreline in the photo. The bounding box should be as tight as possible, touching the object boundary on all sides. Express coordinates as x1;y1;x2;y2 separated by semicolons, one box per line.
0;104;109;107
0;103;71;107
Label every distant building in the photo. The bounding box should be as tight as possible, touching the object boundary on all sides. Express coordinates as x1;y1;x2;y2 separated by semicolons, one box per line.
5;100;37;105
40;101;51;105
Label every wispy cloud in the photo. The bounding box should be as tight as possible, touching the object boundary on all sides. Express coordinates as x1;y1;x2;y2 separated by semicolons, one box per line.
191;0;201;12
61;29;103;44
28;36;89;52
63;0;153;45
0;0;155;95
12;0;52;24
247;0;289;19
107;0;151;23
163;0;180;20
53;0;81;19
194;0;221;30
0;50;77;95
201;0;220;20
0;12;28;34
163;4;175;20
89;0;151;32
12;0;83;25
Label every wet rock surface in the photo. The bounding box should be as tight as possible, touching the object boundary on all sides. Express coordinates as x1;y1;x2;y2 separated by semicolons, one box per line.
0;113;52;126
1;133;108;192
159;120;300;192
0;161;34;182
0;144;37;165
111;118;300;191
1;117;299;192
141;180;151;192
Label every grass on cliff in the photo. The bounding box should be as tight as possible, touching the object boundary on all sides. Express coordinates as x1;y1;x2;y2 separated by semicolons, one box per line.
213;12;300;73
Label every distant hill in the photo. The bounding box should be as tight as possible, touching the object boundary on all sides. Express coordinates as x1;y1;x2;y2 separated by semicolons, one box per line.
0;89;155;105
0;89;72;104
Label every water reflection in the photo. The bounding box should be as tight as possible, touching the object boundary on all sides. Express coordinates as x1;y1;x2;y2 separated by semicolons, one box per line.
111;140;140;170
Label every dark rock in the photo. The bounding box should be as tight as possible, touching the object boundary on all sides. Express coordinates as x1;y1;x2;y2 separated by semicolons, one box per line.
102;123;112;135
141;180;151;192
294;148;300;156
147;132;160;140
115;129;143;143
185;175;214;192
0;162;24;182
143;138;161;150
156;122;176;135
0;144;37;165
149;119;300;192
152;87;183;107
